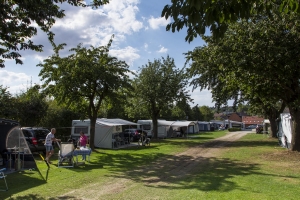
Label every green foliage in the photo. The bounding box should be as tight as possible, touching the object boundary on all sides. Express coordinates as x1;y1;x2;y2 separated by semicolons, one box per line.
0;85;17;119
38;36;133;149
161;0;299;42
133;56;192;137
228;127;241;132
186;10;300;150
199;105;214;121
38;99;81;139
0;0;109;68
14;85;48;126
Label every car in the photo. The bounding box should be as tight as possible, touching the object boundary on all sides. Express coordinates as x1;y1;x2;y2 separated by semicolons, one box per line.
21;127;50;154
123;129;148;142
245;125;257;129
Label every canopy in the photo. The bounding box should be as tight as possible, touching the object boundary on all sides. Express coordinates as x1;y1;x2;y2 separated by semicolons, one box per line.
96;118;138;126
169;121;196;127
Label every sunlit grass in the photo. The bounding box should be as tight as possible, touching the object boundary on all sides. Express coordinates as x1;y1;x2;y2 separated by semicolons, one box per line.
2;131;299;200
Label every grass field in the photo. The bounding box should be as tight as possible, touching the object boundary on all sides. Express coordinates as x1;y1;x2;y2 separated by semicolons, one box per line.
1;131;300;200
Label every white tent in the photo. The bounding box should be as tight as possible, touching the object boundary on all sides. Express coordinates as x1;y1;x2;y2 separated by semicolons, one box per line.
278;113;292;148
72;118;138;149
137;120;197;138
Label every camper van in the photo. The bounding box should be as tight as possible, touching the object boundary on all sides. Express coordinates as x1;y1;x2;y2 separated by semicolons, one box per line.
71;118;137;149
137;120;170;138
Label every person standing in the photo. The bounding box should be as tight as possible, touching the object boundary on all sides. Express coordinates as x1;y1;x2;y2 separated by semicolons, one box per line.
44;128;61;164
79;131;88;160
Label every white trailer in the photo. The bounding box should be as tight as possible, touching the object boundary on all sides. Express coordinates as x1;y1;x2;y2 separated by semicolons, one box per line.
137;120;198;138
71;118;138;149
137;119;171;138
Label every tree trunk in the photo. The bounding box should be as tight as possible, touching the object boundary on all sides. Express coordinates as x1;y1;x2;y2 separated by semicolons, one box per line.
152;115;158;139
289;108;300;151
268;117;278;138
89;117;97;150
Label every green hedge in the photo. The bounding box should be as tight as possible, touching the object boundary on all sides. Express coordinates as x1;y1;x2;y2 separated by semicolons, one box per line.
228;127;241;132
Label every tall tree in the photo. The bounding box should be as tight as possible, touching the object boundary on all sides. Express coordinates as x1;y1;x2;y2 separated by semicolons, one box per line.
133;56;191;138
186;11;300;151
38;37;132;149
0;85;17;119
161;0;298;42
15;85;48;126
199;106;214;121
0;0;109;68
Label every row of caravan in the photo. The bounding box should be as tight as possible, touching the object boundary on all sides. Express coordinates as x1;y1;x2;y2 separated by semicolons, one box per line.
71;118;244;149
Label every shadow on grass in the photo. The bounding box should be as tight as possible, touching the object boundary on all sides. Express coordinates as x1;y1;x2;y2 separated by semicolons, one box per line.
2;194;79;200
1;133;282;199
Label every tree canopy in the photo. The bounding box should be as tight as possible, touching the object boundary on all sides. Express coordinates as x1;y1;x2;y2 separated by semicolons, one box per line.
0;0;109;68
38;36;132;149
161;0;299;42
133;56;191;138
186;10;300;150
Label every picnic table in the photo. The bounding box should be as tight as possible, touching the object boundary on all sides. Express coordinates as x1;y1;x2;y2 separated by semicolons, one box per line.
73;147;92;163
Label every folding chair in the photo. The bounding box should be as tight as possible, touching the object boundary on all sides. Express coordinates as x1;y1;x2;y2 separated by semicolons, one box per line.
0;168;8;191
58;142;75;168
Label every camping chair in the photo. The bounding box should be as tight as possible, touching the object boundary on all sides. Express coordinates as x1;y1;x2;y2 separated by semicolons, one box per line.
58;142;75;168
0;168;8;191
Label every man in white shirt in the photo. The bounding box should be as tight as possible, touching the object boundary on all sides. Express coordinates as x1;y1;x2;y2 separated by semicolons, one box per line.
44;128;61;164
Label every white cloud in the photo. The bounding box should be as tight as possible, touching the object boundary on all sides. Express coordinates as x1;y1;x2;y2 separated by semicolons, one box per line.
109;46;140;66
0;70;35;94
189;89;215;107
23;0;144;61
157;45;168;53
144;43;148;49
148;16;170;30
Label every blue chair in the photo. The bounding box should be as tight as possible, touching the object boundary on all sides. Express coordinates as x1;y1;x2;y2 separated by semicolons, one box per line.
0;168;8;191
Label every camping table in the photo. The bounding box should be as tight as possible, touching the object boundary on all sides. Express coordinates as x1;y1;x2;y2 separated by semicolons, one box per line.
73;148;92;163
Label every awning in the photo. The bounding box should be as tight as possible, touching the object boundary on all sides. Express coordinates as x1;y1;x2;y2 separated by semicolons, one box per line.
96;118;138;126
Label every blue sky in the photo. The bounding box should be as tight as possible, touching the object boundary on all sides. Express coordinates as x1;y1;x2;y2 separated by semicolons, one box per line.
0;0;216;107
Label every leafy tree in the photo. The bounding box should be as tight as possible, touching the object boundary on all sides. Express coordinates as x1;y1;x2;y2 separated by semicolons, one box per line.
0;0;109;68
199;106;213;121
0;85;17;119
38;37;132;149
186;11;300;151
14;85;49;126
191;105;203;121
161;0;298;42
38;99;81;140
133;56;191;138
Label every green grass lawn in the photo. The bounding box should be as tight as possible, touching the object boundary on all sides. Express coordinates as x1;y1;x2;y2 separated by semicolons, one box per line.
1;131;300;200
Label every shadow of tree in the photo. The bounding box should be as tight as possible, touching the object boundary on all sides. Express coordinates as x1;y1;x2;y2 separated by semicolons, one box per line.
1;133;283;199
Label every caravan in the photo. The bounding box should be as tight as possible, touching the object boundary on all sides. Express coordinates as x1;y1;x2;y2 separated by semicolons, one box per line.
71;118;138;149
137;120;173;138
137;119;198;138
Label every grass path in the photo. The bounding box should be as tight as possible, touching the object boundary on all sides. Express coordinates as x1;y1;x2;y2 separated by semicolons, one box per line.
59;131;248;199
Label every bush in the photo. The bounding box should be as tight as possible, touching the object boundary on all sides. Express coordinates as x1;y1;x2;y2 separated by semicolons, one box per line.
228;127;241;132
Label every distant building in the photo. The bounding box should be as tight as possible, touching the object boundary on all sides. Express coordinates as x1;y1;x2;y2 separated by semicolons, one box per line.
242;116;264;127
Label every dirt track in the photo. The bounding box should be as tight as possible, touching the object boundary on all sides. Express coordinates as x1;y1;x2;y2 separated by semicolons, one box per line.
61;131;248;199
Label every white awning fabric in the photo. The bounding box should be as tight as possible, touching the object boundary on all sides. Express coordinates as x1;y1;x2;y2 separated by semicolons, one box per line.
96;118;138;126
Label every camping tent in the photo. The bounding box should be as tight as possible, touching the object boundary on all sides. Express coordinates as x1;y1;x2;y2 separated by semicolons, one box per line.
0;119;36;170
0;119;19;154
278;113;292;148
